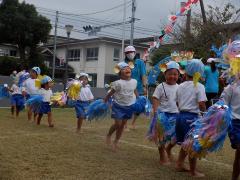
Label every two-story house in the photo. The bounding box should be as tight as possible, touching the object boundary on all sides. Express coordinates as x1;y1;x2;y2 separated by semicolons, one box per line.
42;37;148;88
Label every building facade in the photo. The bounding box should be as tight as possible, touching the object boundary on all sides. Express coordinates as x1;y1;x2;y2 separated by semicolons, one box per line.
43;37;148;88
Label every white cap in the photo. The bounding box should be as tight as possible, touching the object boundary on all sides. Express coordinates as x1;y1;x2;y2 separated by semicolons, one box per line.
79;73;89;78
124;46;136;53
13;71;17;74
207;58;216;63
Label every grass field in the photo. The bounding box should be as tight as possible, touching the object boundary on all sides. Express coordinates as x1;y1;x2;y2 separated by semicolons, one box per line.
0;108;235;180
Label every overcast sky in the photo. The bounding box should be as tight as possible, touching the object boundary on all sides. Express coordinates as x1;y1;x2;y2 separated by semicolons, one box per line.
19;0;240;39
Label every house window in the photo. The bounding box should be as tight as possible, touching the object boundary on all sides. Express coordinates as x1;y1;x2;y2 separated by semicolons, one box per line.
86;47;99;61
10;50;17;57
68;49;80;61
113;48;120;61
88;73;97;87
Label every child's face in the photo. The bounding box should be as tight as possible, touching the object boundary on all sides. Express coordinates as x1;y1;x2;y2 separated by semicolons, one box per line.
164;69;179;85
44;82;53;90
30;70;37;79
120;66;131;80
79;76;88;85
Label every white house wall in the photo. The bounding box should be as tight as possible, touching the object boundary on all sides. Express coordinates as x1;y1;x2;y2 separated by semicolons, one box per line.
54;42;146;88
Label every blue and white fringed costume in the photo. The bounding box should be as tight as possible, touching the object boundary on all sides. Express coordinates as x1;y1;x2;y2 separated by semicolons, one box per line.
147;110;178;145
25;95;43;113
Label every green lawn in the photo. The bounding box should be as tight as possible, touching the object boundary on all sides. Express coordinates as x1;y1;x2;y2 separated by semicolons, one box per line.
0;108;234;180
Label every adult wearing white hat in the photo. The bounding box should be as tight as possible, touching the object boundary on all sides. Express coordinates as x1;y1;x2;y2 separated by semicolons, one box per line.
124;45;147;129
204;58;219;108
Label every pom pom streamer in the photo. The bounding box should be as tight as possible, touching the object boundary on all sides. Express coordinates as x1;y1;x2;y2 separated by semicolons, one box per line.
182;100;231;158
25;95;43;113
145;99;152;117
132;96;147;114
0;85;10;99
50;92;67;106
86;99;109;121
66;80;81;100
17;72;30;87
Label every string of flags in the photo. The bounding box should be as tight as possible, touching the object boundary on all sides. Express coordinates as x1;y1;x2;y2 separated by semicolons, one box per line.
146;0;200;56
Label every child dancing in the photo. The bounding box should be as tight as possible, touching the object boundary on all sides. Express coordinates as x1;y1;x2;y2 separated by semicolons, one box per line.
8;81;25;118
74;73;94;133
37;76;54;127
22;67;41;121
152;61;179;164
175;59;207;177
105;62;137;152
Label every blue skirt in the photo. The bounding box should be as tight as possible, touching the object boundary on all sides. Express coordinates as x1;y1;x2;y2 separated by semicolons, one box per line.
11;94;25;111
39;102;51;114
111;101;134;120
176;112;199;144
75;101;90;119
229;119;240;149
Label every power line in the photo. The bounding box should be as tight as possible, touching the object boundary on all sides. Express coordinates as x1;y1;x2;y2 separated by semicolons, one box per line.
37;6;160;33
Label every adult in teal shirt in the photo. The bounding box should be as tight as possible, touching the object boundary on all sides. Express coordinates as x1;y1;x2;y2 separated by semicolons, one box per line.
204;58;219;108
124;46;147;95
124;46;147;129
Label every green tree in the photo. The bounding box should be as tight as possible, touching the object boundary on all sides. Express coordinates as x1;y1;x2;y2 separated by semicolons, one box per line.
0;0;51;67
176;3;239;61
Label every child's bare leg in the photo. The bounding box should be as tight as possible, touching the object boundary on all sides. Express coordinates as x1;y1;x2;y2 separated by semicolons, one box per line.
47;112;54;127
112;120;127;151
106;121;118;145
158;145;169;165
37;114;43;125
131;114;138;129
166;143;176;162
189;157;205;177
176;148;189;171
76;117;84;133
232;148;240;180
11;105;15;116
33;113;38;122
27;107;32;121
16;107;20;118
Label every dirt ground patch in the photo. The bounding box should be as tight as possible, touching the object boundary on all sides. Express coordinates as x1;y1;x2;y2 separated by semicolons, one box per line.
0;108;234;180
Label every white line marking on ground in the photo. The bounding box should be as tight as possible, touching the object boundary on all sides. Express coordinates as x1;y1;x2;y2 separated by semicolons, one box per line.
0;132;57;139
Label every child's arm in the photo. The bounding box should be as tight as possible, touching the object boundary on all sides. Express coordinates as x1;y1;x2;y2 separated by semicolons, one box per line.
198;101;206;112
7;87;14;93
104;89;115;103
134;89;139;98
152;97;159;114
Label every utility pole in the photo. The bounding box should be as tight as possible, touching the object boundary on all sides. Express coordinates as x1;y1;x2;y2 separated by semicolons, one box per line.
130;0;136;45
199;0;207;24
52;11;59;79
186;8;191;41
121;0;127;59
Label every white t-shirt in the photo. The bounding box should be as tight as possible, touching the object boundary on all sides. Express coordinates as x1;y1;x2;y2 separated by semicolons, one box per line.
22;78;39;95
38;88;53;102
177;81;207;113
153;82;179;113
111;79;137;106
77;85;94;101
11;84;22;95
221;82;240;119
